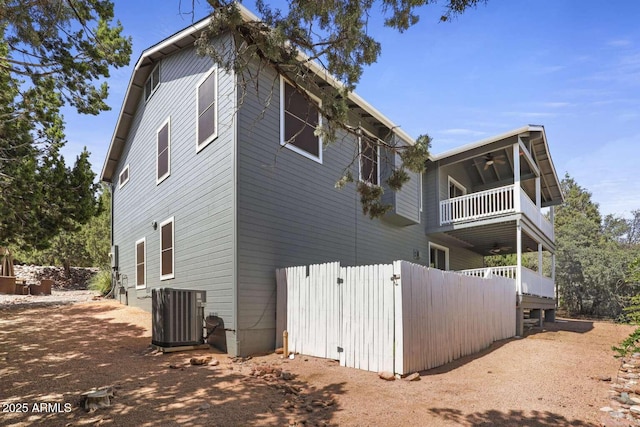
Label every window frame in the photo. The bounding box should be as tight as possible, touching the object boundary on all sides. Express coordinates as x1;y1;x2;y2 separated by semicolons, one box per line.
448;176;467;199
156;117;171;185
358;133;380;186
135;237;146;289
279;77;323;164
144;63;160;102
428;242;449;270
159;217;175;281
195;66;219;153
118;164;130;189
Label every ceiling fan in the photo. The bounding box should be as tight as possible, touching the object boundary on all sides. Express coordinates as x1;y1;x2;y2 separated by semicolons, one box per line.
489;243;512;255
483;153;506;170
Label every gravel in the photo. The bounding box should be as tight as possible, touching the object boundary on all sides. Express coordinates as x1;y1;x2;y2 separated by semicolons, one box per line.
0;298;635;426
0;290;102;308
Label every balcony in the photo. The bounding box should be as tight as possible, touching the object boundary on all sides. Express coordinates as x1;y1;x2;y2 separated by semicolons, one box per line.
457;265;555;299
439;184;554;240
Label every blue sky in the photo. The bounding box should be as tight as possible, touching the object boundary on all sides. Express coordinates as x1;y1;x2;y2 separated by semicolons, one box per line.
61;0;640;219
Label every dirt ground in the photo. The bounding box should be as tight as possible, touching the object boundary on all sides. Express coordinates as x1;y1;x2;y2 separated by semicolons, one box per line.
0;298;635;427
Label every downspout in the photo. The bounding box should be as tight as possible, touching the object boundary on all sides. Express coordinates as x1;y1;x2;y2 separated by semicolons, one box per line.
105;181;117;299
232;40;240;356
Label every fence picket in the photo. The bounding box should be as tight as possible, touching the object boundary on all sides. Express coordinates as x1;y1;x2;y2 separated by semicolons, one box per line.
278;260;516;375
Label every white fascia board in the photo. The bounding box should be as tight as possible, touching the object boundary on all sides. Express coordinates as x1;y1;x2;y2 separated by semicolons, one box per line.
432;125;542;161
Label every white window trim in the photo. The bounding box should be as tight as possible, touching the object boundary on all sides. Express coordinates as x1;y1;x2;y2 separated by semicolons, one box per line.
135;237;146;289
448;176;467;198
419;172;423;212
156;117;171;185
429;242;450;270
358;132;380;186
279;76;323;164
159;216;175;281
196;66;219;153
118;164;130;189
145;63;160;102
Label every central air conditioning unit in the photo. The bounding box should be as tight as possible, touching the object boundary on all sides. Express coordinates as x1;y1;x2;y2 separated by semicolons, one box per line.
152;288;206;347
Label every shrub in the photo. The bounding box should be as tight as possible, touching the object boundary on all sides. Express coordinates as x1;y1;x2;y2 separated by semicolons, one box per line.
88;270;112;296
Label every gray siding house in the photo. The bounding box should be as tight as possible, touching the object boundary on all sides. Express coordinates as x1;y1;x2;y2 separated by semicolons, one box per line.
101;6;563;356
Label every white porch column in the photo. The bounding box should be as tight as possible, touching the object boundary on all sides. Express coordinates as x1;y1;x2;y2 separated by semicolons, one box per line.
549;205;555;240
516;219;524;337
535;176;541;209
513;143;521;212
552;251;557;303
538;242;543;297
516;220;522;295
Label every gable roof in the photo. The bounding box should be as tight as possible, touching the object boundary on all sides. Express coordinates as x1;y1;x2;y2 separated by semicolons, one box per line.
100;3;415;182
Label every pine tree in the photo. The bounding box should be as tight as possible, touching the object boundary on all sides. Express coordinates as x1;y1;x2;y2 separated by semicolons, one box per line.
198;1;486;217
0;1;130;250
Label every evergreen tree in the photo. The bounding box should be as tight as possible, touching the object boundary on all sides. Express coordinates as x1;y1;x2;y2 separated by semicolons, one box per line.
198;0;486;217
555;174;637;317
0;1;130;250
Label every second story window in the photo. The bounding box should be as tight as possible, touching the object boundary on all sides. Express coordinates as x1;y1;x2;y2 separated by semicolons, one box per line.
157;117;171;184
280;78;322;163
196;67;218;151
359;136;379;185
118;164;130;189
145;63;160;102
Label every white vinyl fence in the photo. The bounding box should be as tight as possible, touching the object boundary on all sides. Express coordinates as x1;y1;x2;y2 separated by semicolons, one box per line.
276;260;515;375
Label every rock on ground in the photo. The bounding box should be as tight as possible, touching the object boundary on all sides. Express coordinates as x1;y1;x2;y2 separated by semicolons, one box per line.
13;265;99;289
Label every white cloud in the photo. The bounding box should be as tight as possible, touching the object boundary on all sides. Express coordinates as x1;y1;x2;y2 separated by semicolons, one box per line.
607;39;632;47
565;133;640;217
438;128;487;137
501;111;556;119
542;102;572;108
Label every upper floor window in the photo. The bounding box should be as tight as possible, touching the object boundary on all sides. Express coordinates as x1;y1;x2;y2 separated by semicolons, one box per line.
280;78;322;163
144;63;160;102
160;217;175;280
196;67;218;152
118;164;130;189
448;176;466;199
359;136;379;185
135;238;146;289
157;117;171;184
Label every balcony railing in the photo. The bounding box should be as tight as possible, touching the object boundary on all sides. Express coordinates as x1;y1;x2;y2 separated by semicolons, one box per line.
439;183;554;240
440;185;515;225
458;265;554;299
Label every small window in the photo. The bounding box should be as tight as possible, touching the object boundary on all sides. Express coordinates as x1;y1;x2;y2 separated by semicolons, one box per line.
118;164;130;189
135;238;146;289
448;176;466;199
145;63;160;101
196;67;218;151
280;78;322;163
160;217;174;280
359;136;379;185
429;242;449;270
157;117;171;184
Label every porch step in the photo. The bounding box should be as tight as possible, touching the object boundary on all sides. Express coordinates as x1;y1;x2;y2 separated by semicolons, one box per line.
523;318;540;328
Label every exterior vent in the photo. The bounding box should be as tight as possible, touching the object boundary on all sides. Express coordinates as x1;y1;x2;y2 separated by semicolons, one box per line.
152;288;206;347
